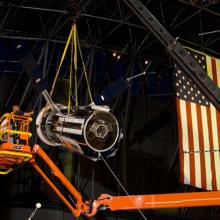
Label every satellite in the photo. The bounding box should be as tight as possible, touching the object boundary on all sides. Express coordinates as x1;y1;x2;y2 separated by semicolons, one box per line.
15;44;120;160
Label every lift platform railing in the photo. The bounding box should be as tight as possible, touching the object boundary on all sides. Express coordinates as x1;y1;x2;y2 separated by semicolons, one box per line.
0;113;32;144
0;113;33;174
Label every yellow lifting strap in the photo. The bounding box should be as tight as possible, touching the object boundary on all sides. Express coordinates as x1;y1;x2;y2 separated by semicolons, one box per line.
50;23;94;109
73;24;78;108
50;26;74;97
78;39;93;103
68;24;78;113
68;27;74;114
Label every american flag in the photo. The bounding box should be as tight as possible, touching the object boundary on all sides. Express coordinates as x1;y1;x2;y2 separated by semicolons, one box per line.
176;48;220;190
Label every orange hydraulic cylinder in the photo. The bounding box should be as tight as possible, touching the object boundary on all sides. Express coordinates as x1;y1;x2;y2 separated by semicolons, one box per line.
89;191;220;215
30;144;89;217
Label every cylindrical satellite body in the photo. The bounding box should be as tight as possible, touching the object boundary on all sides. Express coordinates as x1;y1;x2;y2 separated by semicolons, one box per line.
36;104;120;160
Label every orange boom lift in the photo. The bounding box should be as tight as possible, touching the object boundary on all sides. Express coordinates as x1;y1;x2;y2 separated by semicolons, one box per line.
1;113;220;218
2;0;220;217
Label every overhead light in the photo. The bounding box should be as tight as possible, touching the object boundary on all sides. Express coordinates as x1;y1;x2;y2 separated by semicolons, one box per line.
144;60;149;65
112;52;117;57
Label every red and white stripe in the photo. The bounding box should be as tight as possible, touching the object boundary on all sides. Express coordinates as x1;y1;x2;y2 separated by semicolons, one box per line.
177;55;220;190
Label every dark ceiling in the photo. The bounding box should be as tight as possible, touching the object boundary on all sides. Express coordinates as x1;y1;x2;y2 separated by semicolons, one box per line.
0;0;220;220
1;0;220;57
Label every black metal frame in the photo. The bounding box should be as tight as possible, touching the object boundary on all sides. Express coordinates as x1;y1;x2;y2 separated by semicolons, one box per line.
122;0;220;111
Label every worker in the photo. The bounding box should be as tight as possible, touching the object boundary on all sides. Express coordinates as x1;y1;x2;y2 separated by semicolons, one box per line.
0;116;9;143
0;106;33;144
12;105;34;117
10;105;34;144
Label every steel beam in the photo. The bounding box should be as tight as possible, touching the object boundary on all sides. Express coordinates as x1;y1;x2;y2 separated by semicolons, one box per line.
122;0;220;111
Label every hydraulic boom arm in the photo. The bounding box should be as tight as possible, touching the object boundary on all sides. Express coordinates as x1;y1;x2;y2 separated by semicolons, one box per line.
29;145;220;217
30;145;89;217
